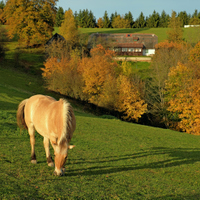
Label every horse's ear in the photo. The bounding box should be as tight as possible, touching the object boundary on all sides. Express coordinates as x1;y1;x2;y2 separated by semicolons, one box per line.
68;145;75;149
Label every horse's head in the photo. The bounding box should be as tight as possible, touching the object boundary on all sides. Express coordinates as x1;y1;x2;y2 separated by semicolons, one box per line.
53;141;75;176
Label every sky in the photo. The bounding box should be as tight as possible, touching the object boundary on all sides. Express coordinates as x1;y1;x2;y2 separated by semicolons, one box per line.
56;0;200;20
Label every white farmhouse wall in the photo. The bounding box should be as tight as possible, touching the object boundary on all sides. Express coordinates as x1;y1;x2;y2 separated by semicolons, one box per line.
143;49;155;56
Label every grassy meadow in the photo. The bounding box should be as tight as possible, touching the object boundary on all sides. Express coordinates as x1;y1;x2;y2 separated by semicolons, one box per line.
1;65;200;199
1;27;200;199
53;27;200;43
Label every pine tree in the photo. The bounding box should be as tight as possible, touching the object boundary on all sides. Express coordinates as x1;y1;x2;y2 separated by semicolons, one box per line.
55;7;64;27
124;11;134;27
160;10;169;27
103;11;110;28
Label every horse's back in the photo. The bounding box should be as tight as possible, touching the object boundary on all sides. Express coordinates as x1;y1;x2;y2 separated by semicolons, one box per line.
24;95;62;139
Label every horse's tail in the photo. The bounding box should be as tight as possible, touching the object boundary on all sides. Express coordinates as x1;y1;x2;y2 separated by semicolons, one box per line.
17;99;28;130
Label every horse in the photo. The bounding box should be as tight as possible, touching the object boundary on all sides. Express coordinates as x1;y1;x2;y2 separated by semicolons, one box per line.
16;94;76;176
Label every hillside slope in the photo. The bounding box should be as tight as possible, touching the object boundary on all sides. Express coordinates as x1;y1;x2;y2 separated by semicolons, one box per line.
1;66;200;199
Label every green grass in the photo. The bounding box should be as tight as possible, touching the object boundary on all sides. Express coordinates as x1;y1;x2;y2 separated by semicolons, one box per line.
54;27;200;43
1;61;200;199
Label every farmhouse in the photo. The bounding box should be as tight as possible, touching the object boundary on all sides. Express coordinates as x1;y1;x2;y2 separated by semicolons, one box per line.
88;33;158;56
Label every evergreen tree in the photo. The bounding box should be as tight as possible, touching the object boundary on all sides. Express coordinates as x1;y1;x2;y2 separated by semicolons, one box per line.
88;10;96;27
159;10;169;27
136;12;146;28
55;7;64;27
147;10;160;28
124;11;134;27
103;11;110;28
178;11;189;27
0;0;5;9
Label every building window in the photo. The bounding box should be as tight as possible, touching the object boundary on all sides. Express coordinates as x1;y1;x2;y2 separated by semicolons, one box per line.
114;47;122;52
122;48;128;52
135;48;142;52
128;48;135;52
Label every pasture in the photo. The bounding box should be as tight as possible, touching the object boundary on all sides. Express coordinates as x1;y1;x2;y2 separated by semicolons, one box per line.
1;62;200;199
53;27;200;43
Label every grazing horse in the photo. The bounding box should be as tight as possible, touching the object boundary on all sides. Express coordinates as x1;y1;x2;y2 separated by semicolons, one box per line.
17;94;76;176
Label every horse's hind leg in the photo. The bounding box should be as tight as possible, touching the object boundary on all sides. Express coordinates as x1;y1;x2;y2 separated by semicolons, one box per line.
28;126;37;164
43;137;54;167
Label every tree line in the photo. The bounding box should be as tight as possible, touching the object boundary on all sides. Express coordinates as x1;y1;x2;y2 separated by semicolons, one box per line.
1;0;200;28
55;7;200;28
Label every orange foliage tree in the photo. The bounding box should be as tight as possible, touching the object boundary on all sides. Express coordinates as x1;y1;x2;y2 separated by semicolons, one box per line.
43;44;147;121
189;41;200;63
116;75;147;121
97;18;103;28
4;0;57;46
165;60;200;134
42;50;85;100
79;45;147;121
78;44;117;105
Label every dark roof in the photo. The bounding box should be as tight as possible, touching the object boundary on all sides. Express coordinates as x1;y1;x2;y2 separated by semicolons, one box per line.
88;33;158;49
46;33;65;45
114;43;143;48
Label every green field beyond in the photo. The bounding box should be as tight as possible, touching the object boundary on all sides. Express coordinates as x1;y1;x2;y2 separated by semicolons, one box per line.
53;27;200;43
1;60;200;199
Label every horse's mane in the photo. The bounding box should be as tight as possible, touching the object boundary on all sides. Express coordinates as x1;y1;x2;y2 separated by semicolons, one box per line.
58;99;76;145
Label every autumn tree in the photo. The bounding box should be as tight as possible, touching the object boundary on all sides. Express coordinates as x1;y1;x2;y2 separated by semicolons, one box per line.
112;15;131;28
165;61;200;134
167;11;183;43
59;9;79;49
0;0;5;24
78;45;117;105
97;18;104;28
4;0;57;46
145;41;190;126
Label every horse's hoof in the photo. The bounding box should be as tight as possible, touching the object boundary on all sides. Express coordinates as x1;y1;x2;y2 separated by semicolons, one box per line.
31;160;37;164
48;162;54;167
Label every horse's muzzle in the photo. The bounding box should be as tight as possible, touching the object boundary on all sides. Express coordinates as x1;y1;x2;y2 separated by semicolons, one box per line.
54;170;64;176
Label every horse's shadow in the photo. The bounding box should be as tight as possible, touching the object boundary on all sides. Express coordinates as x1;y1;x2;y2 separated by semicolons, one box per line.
67;147;200;176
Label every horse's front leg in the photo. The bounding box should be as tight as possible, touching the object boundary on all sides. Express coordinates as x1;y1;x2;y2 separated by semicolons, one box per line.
43;137;54;167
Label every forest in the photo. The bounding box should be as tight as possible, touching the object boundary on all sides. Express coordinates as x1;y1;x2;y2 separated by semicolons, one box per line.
0;0;200;28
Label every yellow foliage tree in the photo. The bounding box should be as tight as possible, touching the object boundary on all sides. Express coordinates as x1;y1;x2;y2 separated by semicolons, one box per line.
165;62;200;134
78;44;117;105
4;0;57;46
112;15;131;28
59;9;79;48
97;17;103;28
116;75;147;121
